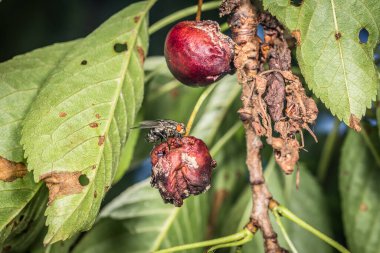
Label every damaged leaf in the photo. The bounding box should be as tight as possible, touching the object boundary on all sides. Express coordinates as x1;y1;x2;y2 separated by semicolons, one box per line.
263;0;380;126
0;41;77;162
40;172;84;204
0;41;76;245
21;0;153;244
0;156;27;182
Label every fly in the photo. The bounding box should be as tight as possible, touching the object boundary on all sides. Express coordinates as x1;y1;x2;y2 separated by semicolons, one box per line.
132;119;186;143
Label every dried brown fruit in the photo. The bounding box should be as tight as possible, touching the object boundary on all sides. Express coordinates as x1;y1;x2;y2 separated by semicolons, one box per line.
164;20;235;86
270;137;299;175
150;136;216;207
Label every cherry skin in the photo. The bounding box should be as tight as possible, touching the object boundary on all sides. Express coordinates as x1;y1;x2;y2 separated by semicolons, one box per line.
164;20;235;87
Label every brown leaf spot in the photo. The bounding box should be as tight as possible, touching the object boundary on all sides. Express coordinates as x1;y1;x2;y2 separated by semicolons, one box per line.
95;113;101;119
359;202;368;212
59;112;67;118
134;16;140;23
91;165;96;170
0;157;27;182
291;30;301;45
349;114;361;132
105;185;110;192
94;191;97;198
335;32;342;40
89;122;99;128
98;135;105;146
81;60;88;65
40;171;84;204
137;46;145;64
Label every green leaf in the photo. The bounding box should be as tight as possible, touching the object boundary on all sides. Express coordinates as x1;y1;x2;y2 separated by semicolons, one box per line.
377;82;380;138
0;175;42;243
30;232;80;253
377;107;380;137
191;75;240;144
263;0;380;125
340;130;380;253
0;41;77;243
222;160;333;253
144;57;204;123
1;187;47;252
112;113;141;183
72;180;209;253
0;41;77;162
21;0;154;244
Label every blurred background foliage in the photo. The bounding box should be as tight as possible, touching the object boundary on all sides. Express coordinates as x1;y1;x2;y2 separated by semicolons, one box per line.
1;0;380;252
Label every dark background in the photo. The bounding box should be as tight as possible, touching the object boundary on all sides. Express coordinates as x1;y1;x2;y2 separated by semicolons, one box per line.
0;0;224;61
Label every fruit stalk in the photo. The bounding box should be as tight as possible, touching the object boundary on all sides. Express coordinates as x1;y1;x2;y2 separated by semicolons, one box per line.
220;0;284;252
196;0;203;22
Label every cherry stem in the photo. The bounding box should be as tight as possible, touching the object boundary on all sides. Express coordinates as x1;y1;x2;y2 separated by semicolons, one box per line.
272;204;350;253
185;84;216;136
206;231;254;253
153;228;252;253
149;1;220;35
273;209;299;253
196;0;203;22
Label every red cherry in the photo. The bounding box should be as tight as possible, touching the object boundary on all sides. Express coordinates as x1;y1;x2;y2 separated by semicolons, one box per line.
164;20;235;87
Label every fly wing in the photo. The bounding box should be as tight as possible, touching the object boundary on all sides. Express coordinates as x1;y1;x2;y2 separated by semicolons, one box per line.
131;120;162;129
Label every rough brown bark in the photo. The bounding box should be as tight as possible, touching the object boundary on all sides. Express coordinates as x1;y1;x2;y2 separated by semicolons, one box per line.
221;1;284;252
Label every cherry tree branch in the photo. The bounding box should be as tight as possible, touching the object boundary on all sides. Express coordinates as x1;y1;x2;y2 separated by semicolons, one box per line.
221;1;285;252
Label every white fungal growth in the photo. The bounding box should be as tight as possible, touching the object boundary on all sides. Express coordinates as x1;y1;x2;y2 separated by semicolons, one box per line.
181;153;199;169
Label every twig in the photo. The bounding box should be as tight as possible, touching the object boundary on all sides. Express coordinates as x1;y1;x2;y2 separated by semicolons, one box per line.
223;0;285;252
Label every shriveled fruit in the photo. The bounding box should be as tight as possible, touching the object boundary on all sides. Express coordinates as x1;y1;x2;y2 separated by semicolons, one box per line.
164;20;235;86
150;136;216;207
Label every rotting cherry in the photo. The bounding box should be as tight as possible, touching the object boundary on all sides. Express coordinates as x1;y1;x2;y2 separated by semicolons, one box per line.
150;136;217;207
164;20;235;87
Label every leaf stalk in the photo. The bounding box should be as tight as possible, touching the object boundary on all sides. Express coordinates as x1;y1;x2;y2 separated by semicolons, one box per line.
273;204;350;253
153;228;252;253
185;84;216;135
